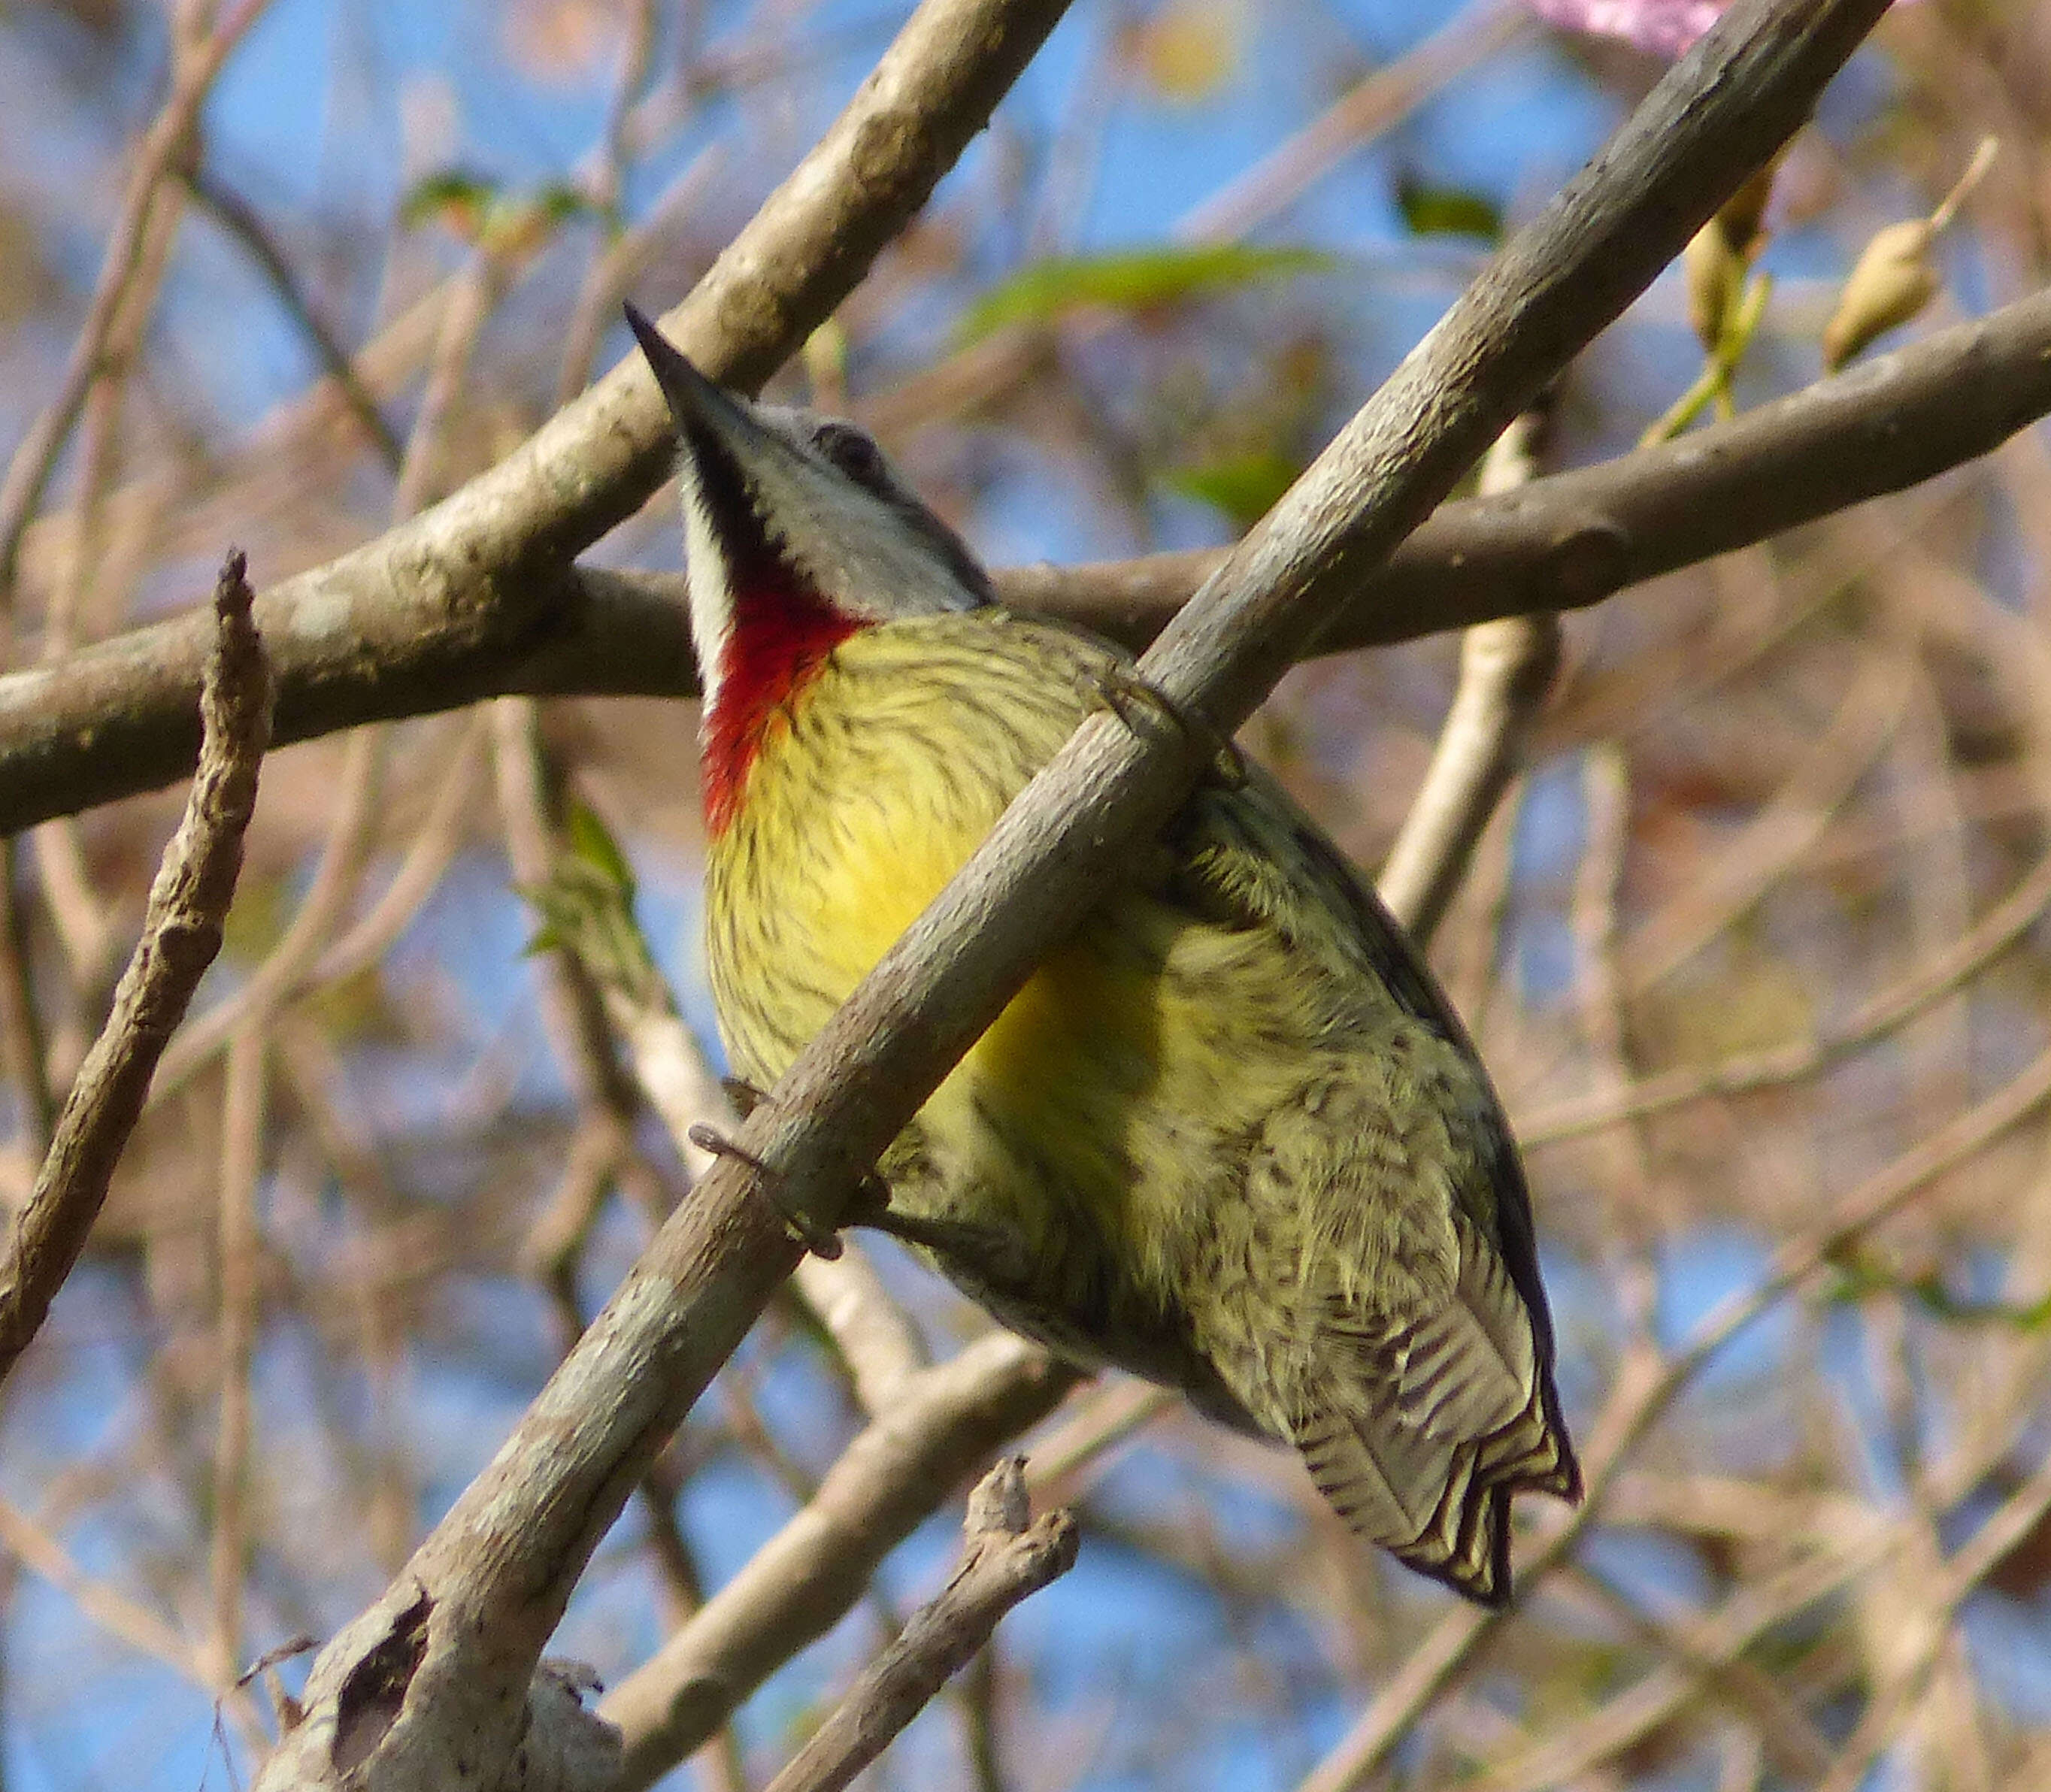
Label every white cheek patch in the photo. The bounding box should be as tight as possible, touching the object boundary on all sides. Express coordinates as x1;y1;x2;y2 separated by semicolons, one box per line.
753;456;984;625
679;468;735;716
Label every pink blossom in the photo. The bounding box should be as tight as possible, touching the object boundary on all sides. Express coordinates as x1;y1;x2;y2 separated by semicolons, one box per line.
1531;0;1906;57
1526;0;1733;58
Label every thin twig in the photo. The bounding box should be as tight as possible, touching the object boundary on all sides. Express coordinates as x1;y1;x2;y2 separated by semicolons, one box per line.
0;840;54;1154
152;247;514;1106
759;1458;1078;1792
45;118;190;661
304;714;489;989
149;728;386;1103
1813;1440;2051;1792
1521;834;2051;1146
1568;743;1662;1324
1468;1542;1881;1792
181;168;406;473
1376;406;1560;943
1616;650;1912;988
0;0;272;624
0;0;270;1180
553;0;671;408
0;550;271;1387
605;1334;1074;1791
209;1027;268;1687
1174;1;1529;243
0;1494;202;1682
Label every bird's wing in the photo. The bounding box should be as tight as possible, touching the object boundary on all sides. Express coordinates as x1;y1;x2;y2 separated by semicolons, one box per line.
1159;770;1556;1318
1162;769;1583;1597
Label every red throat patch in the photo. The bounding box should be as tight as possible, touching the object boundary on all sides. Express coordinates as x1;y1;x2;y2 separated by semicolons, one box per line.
701;569;858;837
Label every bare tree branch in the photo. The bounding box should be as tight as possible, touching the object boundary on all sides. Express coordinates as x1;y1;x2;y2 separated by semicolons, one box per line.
1377;406;1559;940
757;1457;1078;1792
0;0;274;619
1173;0;1529;243
5;285;2049;834
181;168;407;473
0;549;271;1386
604;1335;1074;1791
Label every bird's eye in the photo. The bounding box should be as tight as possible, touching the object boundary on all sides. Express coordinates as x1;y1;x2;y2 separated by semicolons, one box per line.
811;421;891;492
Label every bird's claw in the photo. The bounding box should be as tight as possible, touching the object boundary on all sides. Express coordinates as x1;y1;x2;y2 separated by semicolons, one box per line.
844;1171;896;1229
685;1118;844;1260
1094;667;1247;788
720;1076;766;1119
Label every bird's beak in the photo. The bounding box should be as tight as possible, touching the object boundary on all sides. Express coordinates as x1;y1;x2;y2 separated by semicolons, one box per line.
625;304;769;462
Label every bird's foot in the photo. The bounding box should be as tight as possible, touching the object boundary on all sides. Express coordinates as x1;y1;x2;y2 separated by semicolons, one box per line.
1093;667;1247;788
841;1169;898;1230
685;1117;844;1260
849;1202;1038;1297
854;1203;972;1256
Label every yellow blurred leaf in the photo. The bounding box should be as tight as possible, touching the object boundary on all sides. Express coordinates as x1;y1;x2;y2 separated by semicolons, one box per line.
1131;0;1241;104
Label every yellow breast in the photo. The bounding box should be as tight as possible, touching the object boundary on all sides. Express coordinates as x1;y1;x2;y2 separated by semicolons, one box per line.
703;613;1110;1094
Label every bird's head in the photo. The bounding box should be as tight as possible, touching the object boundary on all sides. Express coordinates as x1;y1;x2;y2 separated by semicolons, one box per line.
627;304;990;706
628;306;993;834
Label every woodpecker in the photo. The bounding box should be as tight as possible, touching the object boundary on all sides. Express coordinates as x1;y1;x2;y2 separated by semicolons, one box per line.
627;305;1580;1604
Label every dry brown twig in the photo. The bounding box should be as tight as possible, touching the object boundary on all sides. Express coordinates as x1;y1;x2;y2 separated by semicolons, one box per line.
0;0;274;618
1377;404;1562;943
1520;834;2051;1146
0;549;271;1388
1814;1439;2051;1792
210;1026;268;1691
151;244;521;1108
0;0;275;1173
181;167;407;474
604;1333;1074;1790
759;1456;1078;1792
1174;0;1528;243
1469;1539;1883;1792
0;1494;202;1684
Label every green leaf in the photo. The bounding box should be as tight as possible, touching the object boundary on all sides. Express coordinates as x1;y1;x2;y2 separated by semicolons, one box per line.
1824;1248;2051;1331
399;168;499;235
565;801;636;900
531;183;600;228
959;244;1333;340
485;183;604;256
1393;174;1503;244
1162;450;1300;532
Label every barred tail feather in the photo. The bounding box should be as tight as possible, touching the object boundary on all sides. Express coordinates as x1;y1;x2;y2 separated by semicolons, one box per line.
1292;1379;1574;1604
1288;1218;1581;1604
